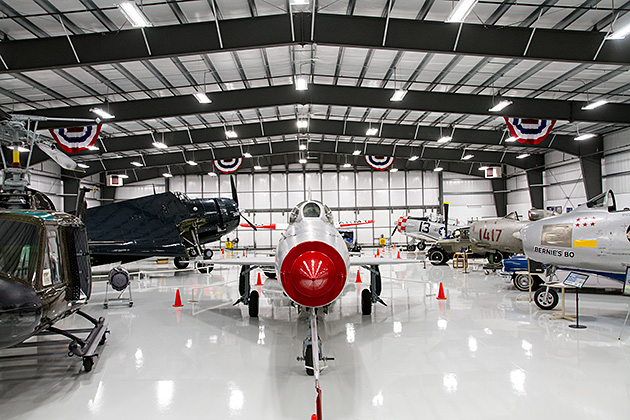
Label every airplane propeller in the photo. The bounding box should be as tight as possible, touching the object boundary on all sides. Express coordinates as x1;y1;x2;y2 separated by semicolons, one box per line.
230;175;257;231
443;202;450;238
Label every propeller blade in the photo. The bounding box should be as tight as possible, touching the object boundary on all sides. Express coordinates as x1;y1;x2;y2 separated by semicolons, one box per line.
443;202;450;237
37;143;78;171
230;175;238;207
240;211;258;231
390;225;398;238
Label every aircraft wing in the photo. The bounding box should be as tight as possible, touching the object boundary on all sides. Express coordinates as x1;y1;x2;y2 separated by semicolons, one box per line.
239;223;288;230
349;256;424;265
336;219;374;228
210;256;276;266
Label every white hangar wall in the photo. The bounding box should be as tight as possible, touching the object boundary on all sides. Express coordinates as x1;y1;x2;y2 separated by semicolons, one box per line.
603;128;630;207
442;172;497;224
505;166;530;217
543;151;587;213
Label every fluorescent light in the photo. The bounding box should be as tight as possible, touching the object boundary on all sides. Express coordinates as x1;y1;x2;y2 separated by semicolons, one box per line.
489;100;513;112
505;136;518;143
162;172;173;178
130;161;143;167
390;168;398;172
290;0;309;5
575;133;596;141
243;152;252;158
353;150;361;155
193;91;211;104
299;158;307;164
15;146;29;152
187;160;198;166
299;143;307;151
118;174;129;179
208;172;217;177
390;89;407;102
438;136;452;143
153;141;167;149
343;162;352;168
77;163;89;169
581;100;607;110
297;120;308;129
462;154;474;160
478;166;489;171
87;145;99;151
90;107;115;119
409;155;419;161
225;130;238;139
445;0;478;23
606;22;630;40
433;166;444;172
295;76;308;91
366;128;378;136
517;153;530;159
118;1;152;28
254;165;263;170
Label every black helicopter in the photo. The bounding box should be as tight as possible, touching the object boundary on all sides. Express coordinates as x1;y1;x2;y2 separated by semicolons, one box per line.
0;114;107;372
85;177;253;270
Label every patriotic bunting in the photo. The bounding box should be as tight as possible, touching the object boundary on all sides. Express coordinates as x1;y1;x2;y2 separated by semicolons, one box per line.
213;158;243;174
364;156;395;171
49;125;102;153
504;117;556;145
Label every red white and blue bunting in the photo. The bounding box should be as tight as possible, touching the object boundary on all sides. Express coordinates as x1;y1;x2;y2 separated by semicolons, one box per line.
213;158;243;174
49;124;102;153
364;155;395;171
504;117;556;145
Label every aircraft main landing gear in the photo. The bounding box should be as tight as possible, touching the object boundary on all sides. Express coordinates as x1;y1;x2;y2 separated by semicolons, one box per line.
233;265;259;317
360;265;387;315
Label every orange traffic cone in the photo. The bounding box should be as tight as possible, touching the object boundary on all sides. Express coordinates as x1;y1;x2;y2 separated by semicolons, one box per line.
222;248;225;256
256;272;263;286
173;289;184;307
437;282;447;300
396;250;401;259
311;415;317;420
376;248;380;257
243;249;246;257
355;269;362;283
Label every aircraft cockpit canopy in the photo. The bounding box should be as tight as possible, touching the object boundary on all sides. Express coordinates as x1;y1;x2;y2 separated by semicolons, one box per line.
289;201;334;224
505;211;520;220
586;190;616;212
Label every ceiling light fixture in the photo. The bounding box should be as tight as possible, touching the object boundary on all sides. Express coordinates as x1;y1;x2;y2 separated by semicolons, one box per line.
299;143;307;151
478;166;489;171
187;160;198;166
243;152;252;158
118;174;129;179
409;155;419;161
343;162;352;168
208;172;217;177
225;129;238;139
581;99;608;110
437;136;452;143
118;1;152;28
297;119;308;129
299;157;307;164
193;91;211;104
153;141;167;149
516;153;530;159
366;127;378;136
353;149;361;155
290;0;309;5
575;133;596;141
87;145;99;151
505;136;518;143
462;153;474;160
162;172;173;178
390;168;398;172
130;161;143;167
489;100;513;112
90;107;115;119
254;164;263;170
77;163;89;169
433;166;444;172
445;0;478;23
295;76;308;91
390;89;407;102
606;20;630;40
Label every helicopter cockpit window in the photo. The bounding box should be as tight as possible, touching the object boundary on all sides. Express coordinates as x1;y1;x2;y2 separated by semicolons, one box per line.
302;202;321;218
0;219;41;285
43;230;61;286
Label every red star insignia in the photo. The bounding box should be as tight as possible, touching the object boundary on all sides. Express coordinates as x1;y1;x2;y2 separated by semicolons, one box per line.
576;223;580;227
591;222;595;226
577;218;581;222
583;223;587;227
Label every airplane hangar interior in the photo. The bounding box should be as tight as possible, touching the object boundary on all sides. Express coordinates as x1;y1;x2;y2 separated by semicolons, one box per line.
1;0;630;418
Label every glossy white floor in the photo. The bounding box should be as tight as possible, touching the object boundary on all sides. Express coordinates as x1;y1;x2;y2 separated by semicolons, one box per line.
2;251;630;419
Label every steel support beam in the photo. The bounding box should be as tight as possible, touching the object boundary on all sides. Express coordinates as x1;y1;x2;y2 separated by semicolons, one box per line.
579;155;603;200
526;167;545;210
62;176;79;213
0;14;629;75
491;176;508;217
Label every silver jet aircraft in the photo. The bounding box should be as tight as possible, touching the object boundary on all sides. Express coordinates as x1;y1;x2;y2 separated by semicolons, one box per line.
521;190;630;309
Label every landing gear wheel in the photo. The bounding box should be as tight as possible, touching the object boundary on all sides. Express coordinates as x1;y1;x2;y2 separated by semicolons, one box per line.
375;276;382;296
417;241;426;251
513;274;532;292
264;271;277;279
487;251;503;264
174;256;189;269
406;244;416;252
428;248;448;265
534;287;559;310
361;289;372;315
248;290;259;318
197;263;214;273
203;248;214;259
305;345;314;376
82;357;94;372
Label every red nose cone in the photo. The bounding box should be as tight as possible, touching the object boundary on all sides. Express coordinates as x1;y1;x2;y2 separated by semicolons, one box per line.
281;241;347;308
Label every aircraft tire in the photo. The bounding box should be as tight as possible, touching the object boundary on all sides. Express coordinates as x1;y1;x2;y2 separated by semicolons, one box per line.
248;290;259;317
203;248;214;259
174;256;189;269
428;248;448;265
513;274;533;291
406;244;416;252
361;289;372;315
305;345;314;376
417;241;426;251
534;287;559;310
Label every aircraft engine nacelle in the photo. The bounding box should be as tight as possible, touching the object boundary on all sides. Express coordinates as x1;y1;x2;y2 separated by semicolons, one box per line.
276;222;349;308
